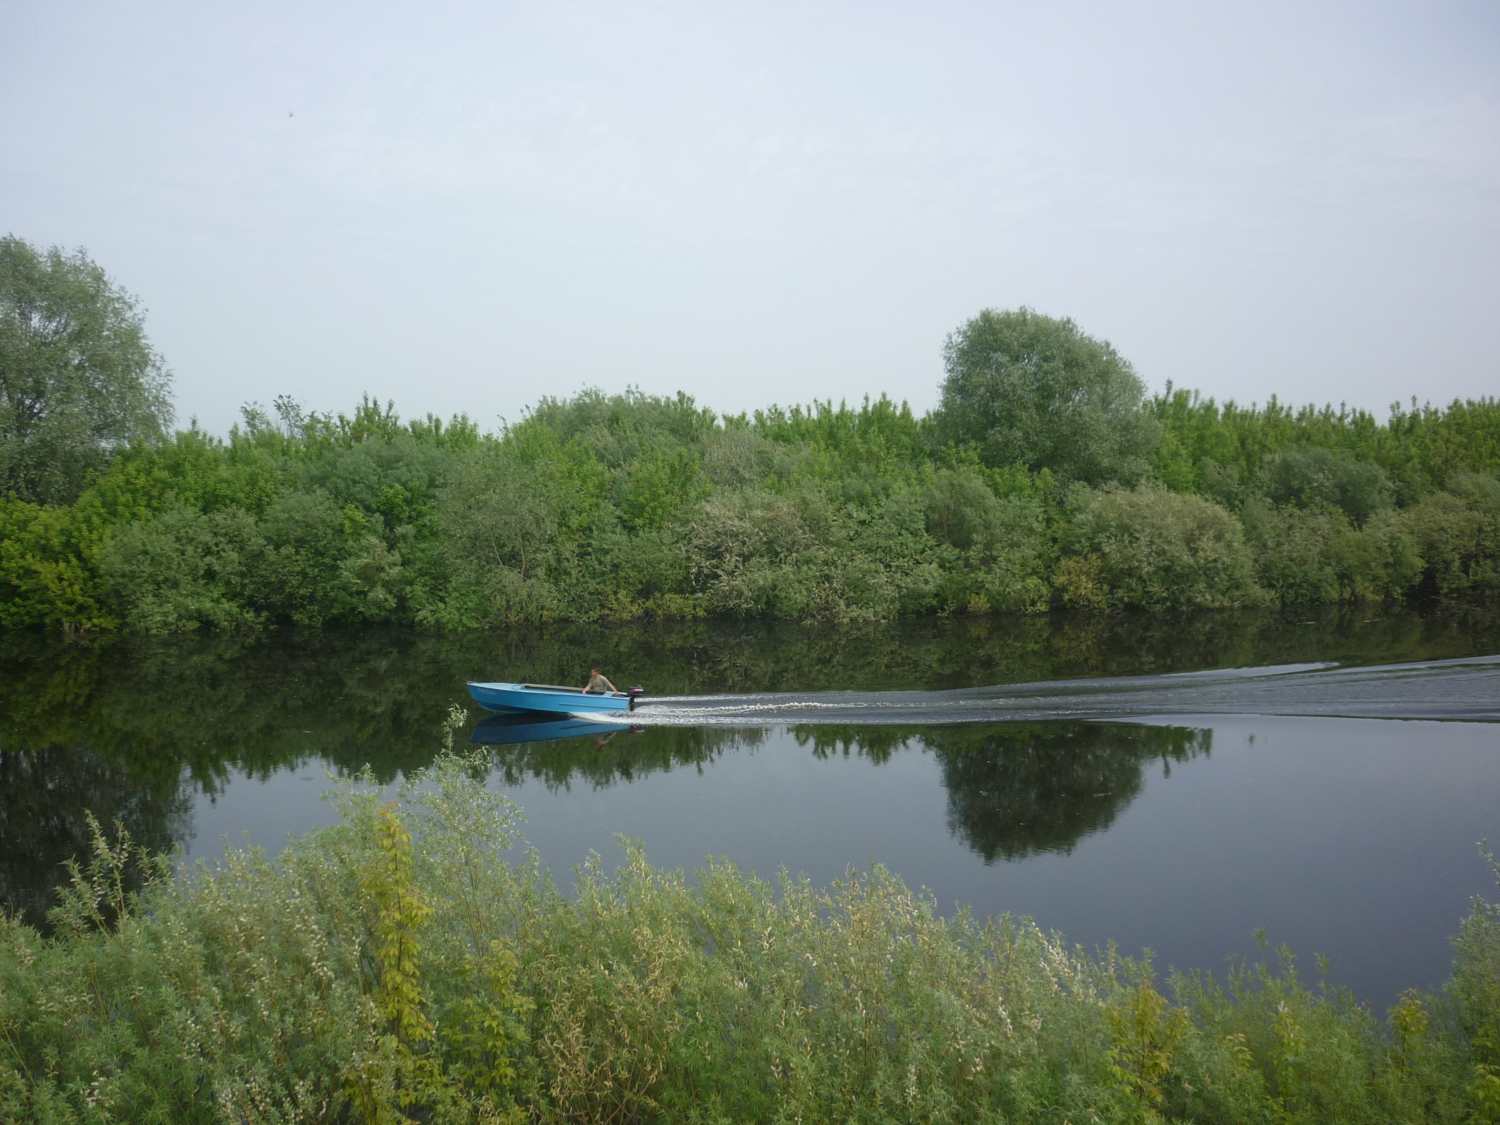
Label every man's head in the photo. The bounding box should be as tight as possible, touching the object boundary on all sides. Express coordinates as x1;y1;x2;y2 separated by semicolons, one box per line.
590;667;600;675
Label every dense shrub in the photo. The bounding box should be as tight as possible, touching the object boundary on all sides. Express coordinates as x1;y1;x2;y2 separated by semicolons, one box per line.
0;497;116;630
101;504;264;631
1059;486;1264;610
683;486;937;622
1150;385;1500;502
425;448;566;627
1401;474;1500;596
2;745;1498;1123
918;469;1052;613
8;385;1500;632
1242;502;1423;605
1265;443;1393;525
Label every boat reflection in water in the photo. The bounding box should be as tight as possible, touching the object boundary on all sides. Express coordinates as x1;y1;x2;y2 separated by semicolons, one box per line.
470;712;644;749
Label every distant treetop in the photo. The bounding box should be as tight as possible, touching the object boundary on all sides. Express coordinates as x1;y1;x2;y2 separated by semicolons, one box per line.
932;308;1159;485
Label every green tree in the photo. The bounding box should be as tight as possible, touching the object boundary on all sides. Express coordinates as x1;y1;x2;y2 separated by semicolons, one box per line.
933;308;1159;484
0;237;172;504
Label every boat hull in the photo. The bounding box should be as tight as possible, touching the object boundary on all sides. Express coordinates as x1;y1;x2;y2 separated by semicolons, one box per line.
468;681;632;715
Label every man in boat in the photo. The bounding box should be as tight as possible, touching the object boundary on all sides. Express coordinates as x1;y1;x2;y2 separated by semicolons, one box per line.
583;667;619;694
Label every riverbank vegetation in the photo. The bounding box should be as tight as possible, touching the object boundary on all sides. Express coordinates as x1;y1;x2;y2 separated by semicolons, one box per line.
4;239;1500;631
3;743;1499;1124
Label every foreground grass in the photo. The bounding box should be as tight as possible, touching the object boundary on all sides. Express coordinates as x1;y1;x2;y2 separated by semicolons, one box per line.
3;730;1500;1124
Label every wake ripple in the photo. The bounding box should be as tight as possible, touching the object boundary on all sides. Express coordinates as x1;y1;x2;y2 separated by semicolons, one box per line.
586;655;1500;726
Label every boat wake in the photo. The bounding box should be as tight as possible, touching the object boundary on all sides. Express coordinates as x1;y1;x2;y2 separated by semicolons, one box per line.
581;654;1500;727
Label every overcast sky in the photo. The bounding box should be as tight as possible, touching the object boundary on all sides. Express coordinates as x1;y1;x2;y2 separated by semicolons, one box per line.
3;0;1497;435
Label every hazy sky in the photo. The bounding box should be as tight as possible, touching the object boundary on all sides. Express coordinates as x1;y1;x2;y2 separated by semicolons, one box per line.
3;0;1497;435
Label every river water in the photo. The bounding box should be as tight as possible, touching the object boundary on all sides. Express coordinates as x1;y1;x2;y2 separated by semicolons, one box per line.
3;602;1499;1005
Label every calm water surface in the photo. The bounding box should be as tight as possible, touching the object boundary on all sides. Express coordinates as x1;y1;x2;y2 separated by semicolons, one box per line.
4;603;1499;1005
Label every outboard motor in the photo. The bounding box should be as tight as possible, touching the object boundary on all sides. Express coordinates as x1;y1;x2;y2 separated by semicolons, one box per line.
627;686;646;711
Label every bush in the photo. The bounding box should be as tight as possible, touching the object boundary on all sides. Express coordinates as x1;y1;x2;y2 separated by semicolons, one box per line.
0;497;116;629
1243;502;1422;605
1265;443;1393;525
1400;477;1500;597
1060;486;1264;610
920;469;1053;613
101;504;263;631
249;491;361;625
1450;847;1500;1122
423;448;571;627
2;746;1496;1123
683;486;942;623
1242;502;1346;604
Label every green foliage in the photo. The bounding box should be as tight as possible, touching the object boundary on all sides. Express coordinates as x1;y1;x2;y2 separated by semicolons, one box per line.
749;394;926;504
10;376;1500;631
83;426;288;521
6;284;1500;632
617;444;706;531
361;802;436;1044
682;485;941;622
933;307;1161;484
1106;976;1191;1114
251;491;357;625
920;468;1053;613
2;749;1497;1123
0;236;173;504
101;504;264;631
0;495;115;629
1450;845;1500;1124
1241;501;1424;605
427;446;566;626
1060;486;1264;610
523;387;718;463
1401;475;1500;596
1150;385;1500;503
1266;443;1392;525
1167;937;1476;1124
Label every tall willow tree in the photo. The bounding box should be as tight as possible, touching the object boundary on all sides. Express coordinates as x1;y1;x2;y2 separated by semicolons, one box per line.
0;237;173;504
933;308;1159;485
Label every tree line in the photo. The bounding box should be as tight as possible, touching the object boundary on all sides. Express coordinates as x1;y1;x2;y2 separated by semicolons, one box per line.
3;237;1498;632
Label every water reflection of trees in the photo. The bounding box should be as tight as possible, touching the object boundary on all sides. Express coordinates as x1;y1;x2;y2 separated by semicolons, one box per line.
1;600;1492;921
791;722;1211;861
0;744;191;929
485;726;769;790
926;723;1209;861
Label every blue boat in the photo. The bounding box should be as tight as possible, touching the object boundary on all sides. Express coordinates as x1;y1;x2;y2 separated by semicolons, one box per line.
467;680;643;716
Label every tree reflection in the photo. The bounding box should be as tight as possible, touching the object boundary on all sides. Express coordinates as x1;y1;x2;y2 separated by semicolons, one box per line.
790;722;1210;861
1;599;1493;922
484;725;768;790
0;743;191;929
925;723;1210;861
